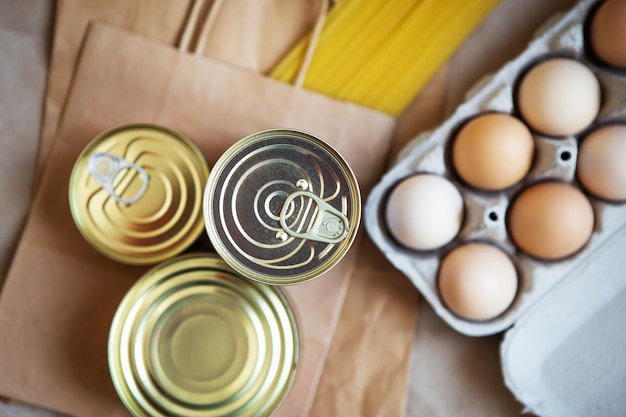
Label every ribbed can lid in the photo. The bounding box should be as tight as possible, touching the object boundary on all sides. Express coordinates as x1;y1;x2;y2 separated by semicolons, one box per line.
108;253;299;417
203;128;361;285
69;124;209;264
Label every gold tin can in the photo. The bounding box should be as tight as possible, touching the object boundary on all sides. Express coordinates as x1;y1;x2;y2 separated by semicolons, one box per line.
69;124;209;264
203;128;361;285
108;253;299;417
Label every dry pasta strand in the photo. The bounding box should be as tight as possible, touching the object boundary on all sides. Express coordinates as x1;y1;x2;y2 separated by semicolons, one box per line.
270;0;500;116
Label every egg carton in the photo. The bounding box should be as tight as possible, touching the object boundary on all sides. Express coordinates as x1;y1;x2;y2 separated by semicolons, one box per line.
365;0;626;336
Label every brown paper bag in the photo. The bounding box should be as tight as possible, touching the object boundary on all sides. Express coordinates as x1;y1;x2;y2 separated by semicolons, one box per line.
32;0;419;415
37;0;320;186
310;240;419;417
0;21;395;417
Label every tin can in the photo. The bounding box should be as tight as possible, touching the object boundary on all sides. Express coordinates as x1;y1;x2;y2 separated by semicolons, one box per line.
203;128;361;285
69;124;209;264
108;253;299;417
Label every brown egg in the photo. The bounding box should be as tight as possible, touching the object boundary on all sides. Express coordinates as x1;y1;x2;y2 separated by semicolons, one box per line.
438;242;518;321
590;0;626;69
577;124;626;201
508;182;594;260
516;58;601;137
452;113;534;190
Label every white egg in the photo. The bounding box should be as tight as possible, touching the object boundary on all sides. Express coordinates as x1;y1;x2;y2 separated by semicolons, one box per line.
517;58;601;137
385;174;464;251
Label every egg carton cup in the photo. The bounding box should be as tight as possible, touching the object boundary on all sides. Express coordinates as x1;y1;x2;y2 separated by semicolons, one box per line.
365;0;626;336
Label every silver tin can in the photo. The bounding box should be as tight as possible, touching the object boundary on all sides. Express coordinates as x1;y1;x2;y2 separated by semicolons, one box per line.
203;129;361;285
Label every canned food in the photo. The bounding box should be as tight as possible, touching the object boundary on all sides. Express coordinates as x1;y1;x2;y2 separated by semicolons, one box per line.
203;129;361;285
108;253;299;417
69;124;209;264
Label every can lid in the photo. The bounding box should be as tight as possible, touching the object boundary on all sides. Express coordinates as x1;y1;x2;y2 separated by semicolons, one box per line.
203;129;361;285
108;253;299;417
69;124;209;264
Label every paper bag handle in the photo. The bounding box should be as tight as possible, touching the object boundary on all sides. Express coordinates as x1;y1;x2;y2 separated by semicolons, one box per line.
178;0;329;88
294;0;329;87
179;0;224;56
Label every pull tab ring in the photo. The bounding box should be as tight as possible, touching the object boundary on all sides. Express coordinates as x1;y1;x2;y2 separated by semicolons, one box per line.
279;180;349;244
88;152;149;205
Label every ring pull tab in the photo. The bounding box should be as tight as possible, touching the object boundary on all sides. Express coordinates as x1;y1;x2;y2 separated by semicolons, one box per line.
279;179;350;244
88;152;149;205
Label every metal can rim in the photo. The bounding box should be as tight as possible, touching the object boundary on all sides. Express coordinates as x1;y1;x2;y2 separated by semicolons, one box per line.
108;252;300;417
203;128;361;285
69;123;209;265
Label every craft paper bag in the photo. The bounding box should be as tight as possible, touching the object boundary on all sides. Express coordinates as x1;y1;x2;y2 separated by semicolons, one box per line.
37;0;319;185
32;0;419;414
0;22;395;417
310;240;419;417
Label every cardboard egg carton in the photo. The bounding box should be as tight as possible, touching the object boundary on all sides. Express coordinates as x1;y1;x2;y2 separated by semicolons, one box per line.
365;0;626;337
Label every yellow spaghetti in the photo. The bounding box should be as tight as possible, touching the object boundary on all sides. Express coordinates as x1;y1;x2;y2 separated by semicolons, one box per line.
271;0;499;116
